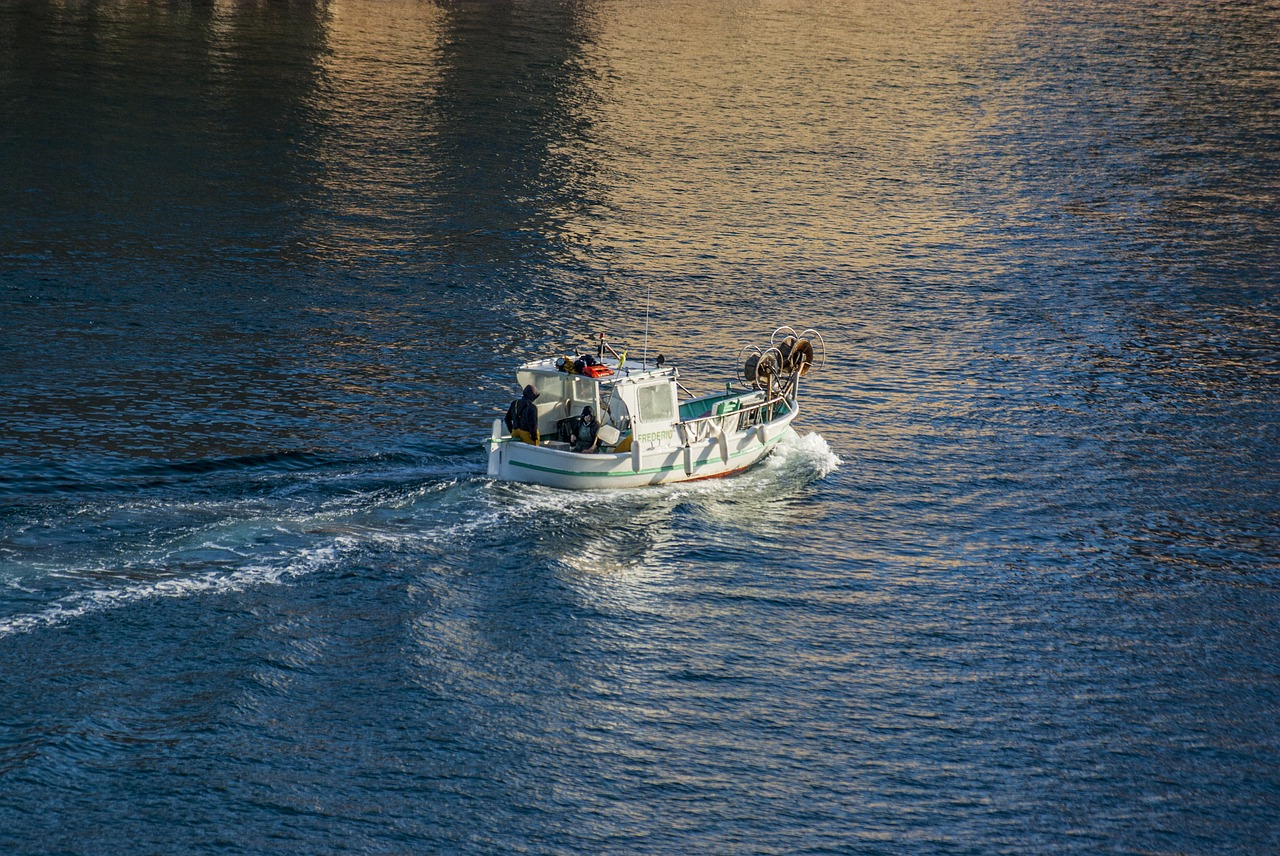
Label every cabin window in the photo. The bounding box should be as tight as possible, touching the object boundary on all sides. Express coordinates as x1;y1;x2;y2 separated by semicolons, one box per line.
636;383;675;423
517;372;566;400
571;376;595;401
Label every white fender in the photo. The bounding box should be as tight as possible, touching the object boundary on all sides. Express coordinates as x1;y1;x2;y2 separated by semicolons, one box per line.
756;423;770;445
487;419;504;477
683;443;693;476
631;439;642;472
717;430;730;464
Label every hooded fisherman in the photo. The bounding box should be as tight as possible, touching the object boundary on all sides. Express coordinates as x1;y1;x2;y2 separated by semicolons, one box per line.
505;384;541;444
573;405;599;453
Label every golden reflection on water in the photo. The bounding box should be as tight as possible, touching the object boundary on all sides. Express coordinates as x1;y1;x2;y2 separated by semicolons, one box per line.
577;1;1014;280
308;0;446;255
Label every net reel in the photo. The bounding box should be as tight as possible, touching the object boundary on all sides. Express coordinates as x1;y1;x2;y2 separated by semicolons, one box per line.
739;325;826;395
770;326;826;377
737;344;783;394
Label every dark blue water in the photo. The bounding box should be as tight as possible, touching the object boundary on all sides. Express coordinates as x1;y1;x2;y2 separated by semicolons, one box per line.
2;1;1278;853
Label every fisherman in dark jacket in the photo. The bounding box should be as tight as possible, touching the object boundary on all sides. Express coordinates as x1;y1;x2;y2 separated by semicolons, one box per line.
573;406;599;452
505;384;541;444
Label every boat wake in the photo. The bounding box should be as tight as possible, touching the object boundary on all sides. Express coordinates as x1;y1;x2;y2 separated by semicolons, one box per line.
0;538;355;639
0;433;839;639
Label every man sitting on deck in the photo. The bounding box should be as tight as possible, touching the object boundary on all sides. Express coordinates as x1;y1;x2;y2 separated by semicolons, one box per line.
505;384;541;444
573;406;599;453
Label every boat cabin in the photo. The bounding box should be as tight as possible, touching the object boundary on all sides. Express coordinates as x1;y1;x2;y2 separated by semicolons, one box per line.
514;356;680;451
510;354;785;456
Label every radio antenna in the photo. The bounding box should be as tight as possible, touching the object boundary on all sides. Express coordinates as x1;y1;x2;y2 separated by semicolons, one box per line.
643;284;651;369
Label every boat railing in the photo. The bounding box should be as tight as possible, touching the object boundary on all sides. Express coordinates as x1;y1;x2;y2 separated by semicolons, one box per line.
678;392;792;443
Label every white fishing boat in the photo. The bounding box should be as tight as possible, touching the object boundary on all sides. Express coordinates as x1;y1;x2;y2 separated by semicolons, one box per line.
486;326;826;489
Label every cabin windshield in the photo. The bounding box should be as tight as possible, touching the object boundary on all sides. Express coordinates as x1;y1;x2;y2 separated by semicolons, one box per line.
516;372;598;401
515;371;600;431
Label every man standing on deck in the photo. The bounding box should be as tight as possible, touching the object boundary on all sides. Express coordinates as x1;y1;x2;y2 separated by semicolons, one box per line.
505;384;541;444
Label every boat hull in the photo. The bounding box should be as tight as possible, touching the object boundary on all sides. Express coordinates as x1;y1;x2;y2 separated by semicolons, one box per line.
488;414;798;490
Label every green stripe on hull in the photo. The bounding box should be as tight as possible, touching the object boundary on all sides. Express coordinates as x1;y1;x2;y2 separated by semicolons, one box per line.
508;434;786;479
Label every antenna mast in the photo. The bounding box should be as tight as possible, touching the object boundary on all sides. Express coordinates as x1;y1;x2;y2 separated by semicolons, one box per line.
642;284;651;369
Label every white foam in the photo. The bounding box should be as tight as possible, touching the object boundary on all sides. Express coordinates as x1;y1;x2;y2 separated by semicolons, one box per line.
766;429;843;481
0;537;354;639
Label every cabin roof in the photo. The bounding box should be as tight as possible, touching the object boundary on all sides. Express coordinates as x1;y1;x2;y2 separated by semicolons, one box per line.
516;356;678;386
